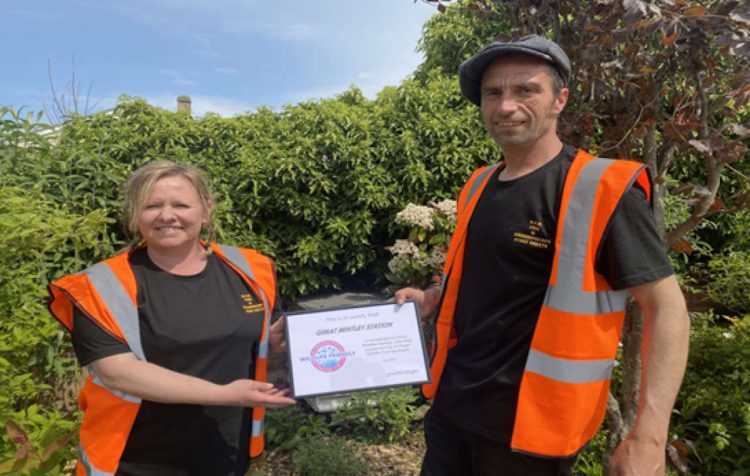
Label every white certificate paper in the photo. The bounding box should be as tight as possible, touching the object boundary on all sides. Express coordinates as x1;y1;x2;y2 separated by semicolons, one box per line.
285;301;431;398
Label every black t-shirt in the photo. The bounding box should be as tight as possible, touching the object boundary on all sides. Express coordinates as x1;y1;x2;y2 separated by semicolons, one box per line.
431;145;673;443
72;248;271;476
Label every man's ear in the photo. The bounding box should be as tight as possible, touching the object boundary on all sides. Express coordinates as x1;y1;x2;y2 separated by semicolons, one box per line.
553;87;569;115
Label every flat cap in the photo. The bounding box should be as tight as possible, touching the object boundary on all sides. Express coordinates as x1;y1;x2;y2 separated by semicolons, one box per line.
458;34;571;106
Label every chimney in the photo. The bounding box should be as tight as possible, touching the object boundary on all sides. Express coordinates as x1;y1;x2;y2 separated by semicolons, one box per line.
177;95;192;115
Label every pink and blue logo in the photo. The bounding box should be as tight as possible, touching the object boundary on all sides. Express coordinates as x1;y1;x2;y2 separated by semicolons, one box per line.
308;340;353;372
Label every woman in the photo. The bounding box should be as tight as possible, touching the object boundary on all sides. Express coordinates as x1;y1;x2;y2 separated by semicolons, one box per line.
49;161;295;475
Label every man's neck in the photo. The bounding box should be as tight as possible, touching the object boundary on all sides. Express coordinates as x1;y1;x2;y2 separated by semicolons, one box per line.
498;137;564;181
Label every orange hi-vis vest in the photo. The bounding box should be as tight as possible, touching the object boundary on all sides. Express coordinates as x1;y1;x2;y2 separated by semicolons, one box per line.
48;244;277;476
422;149;652;458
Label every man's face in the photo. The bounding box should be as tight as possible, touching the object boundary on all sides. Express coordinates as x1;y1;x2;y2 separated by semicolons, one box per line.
479;56;568;149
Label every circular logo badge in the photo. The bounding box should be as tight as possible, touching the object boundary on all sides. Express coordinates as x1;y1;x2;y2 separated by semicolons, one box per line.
309;340;348;372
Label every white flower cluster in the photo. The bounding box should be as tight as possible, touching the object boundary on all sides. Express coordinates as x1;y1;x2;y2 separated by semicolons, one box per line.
395;203;435;230
387;199;456;284
428;246;447;268
387;255;411;274
388;239;420;257
431;199;457;225
387;240;448;275
387;239;427;274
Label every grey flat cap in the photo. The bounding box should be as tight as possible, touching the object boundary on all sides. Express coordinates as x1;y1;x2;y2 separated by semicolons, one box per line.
459;34;571;106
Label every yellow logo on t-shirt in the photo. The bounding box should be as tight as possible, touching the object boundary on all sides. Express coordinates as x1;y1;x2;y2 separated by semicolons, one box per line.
513;219;551;250
241;293;264;314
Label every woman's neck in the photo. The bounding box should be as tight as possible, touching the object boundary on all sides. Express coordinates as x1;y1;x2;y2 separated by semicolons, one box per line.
146;243;208;276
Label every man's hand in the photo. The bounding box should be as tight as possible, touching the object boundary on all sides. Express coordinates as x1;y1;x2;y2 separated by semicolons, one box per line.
393;286;440;318
269;316;286;354
608;436;665;475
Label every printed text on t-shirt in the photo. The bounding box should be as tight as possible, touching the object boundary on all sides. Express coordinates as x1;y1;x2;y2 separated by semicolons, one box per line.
513;220;551;249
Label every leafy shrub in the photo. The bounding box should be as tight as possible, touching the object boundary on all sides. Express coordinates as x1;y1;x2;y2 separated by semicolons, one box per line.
0;413;76;475
670;313;750;475
330;387;424;444
264;404;331;452
266;389;425;468
572;431;606;476
0;185;114;472
705;251;750;314
573;313;750;476
292;436;365;476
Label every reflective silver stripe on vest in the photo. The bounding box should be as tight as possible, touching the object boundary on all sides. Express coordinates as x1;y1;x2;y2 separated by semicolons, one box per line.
218;245;257;281
218;245;271;359
526;349;614;384
544;285;628;315
256;287;270;360
88;366;141;404
251;418;264;437
462;165;500;211
83;262;146;361
545;158;628;315
79;443;115;476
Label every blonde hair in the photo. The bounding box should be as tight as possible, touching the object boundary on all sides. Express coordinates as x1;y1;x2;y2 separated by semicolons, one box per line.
121;160;215;252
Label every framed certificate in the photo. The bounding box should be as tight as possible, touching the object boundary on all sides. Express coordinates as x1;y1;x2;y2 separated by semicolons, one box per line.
284;301;431;398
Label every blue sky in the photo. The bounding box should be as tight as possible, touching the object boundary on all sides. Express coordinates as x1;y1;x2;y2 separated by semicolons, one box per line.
1;1;437;118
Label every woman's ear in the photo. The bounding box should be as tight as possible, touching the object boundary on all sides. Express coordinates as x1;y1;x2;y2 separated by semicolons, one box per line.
203;198;213;224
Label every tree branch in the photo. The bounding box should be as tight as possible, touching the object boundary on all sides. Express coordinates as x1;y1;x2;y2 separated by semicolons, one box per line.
665;67;722;247
604;391;626;470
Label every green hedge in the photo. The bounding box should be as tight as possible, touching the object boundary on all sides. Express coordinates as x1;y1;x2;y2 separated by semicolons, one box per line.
670;314;750;475
2;82;494;299
0;184;113;473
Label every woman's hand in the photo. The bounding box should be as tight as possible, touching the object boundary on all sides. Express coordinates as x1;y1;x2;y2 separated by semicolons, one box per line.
223;379;295;408
91;353;295;407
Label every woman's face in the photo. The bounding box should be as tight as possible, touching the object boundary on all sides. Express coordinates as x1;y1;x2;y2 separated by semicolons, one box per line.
138;175;209;255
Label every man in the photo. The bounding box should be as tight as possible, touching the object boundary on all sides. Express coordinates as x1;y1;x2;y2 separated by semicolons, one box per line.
395;35;690;476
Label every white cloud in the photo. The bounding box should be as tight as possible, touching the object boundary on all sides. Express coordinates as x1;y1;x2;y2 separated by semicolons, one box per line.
216;67;239;75
283;58;419;105
221;20;321;41
191;34;221;60
158;69;196;86
273;23;319;41
189;95;254;116
282;84;352;106
5;7;60;22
